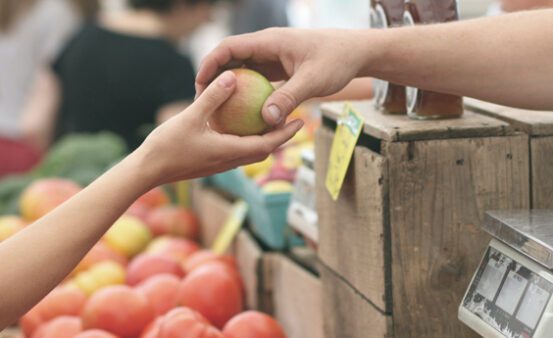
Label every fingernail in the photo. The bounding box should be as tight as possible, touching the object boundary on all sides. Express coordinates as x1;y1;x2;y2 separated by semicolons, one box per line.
218;71;235;89
267;105;282;124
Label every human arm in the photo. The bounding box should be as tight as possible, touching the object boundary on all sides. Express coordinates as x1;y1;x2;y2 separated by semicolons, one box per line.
196;9;553;125
0;71;303;328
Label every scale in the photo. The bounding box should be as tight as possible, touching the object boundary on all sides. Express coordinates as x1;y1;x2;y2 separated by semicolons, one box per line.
459;210;553;338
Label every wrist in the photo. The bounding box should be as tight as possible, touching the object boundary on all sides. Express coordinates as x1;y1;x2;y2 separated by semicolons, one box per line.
357;28;395;79
119;148;161;194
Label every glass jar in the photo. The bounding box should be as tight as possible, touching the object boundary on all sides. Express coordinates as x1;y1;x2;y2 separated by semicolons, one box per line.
370;0;407;115
404;0;464;119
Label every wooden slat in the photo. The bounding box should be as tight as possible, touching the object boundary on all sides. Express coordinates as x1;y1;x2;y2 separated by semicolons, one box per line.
465;98;553;136
232;230;263;310
315;127;390;312
321;100;510;142
385;134;530;337
321;263;393;338
531;136;553;208
272;254;324;338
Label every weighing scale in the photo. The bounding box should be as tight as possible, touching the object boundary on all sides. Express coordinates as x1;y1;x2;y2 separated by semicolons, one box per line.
459;210;553;338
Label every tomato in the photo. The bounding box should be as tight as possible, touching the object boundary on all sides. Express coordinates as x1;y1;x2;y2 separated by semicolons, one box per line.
222;311;287;338
158;307;223;338
82;285;154;338
177;262;244;329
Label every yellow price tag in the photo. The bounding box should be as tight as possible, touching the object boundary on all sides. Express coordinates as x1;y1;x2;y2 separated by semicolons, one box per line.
212;200;248;254
325;103;364;201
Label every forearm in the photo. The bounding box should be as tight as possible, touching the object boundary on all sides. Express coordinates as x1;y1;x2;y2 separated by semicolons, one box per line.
362;10;553;110
0;151;154;327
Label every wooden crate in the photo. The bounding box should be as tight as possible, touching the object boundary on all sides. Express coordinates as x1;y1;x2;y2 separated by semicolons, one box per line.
315;100;530;337
465;98;553;208
321;262;393;338
270;252;323;338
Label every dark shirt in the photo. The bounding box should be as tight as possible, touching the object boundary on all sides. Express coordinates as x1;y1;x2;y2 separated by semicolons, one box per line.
53;23;195;150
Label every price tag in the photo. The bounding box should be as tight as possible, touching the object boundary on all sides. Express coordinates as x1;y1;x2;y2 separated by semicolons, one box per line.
325;103;364;201
212;200;248;254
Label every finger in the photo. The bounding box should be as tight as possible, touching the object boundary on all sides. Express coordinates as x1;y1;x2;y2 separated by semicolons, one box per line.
261;69;316;126
192;71;237;122
225;119;304;159
195;30;282;96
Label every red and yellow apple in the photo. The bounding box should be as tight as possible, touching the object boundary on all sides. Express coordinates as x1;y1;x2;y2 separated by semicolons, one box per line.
20;178;81;221
145;236;200;263
126;253;184;286
82;285;154;338
209;69;273;136
136;274;181;316
104;216;152;257
71;241;128;277
145;206;199;240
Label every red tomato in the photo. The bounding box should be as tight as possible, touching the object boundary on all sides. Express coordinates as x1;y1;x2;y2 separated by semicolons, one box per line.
32;316;82;338
177;262;243;329
158;307;223;338
82;285;154;338
136;274;181;316
74;329;119;338
222;311;287;338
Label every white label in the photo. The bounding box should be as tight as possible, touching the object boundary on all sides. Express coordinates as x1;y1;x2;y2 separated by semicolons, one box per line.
516;283;550;329
477;258;508;301
496;271;528;315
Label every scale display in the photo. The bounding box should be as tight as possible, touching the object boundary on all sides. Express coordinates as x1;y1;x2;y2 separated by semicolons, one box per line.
463;246;553;337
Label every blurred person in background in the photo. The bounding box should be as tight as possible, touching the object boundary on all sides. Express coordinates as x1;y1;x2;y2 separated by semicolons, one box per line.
22;0;217;152
488;0;553;15
0;0;81;177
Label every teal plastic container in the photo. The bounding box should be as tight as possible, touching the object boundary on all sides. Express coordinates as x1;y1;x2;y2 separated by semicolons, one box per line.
206;169;303;250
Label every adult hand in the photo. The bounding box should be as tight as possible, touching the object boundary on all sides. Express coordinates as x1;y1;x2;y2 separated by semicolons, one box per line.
135;70;303;187
195;28;369;126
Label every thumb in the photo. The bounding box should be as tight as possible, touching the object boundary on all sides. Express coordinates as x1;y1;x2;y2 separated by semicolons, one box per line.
261;69;314;125
193;70;237;121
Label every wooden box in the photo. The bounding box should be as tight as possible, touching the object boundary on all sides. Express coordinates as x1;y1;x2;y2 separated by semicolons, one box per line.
315;100;530;337
465;98;553;208
269;252;324;338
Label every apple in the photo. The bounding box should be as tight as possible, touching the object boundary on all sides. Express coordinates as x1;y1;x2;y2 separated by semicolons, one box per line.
74;329;119;338
71;241;128;276
222;311;286;338
20;286;86;336
136;274;181;316
126;253;185;286
209;69;273;136
145;206;199;240
32;316;82;338
0;215;26;241
184;250;237;274
133;187;170;210
146;236;200;263
20;178;81;221
140;317;163;338
104;216;152;257
242;155;274;178
177;262;244;329
70;261;126;296
82;285;154;338
158;307;223;338
261;180;294;194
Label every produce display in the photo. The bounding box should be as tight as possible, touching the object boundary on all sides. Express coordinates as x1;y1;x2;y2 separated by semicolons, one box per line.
0;133;127;215
0;179;287;338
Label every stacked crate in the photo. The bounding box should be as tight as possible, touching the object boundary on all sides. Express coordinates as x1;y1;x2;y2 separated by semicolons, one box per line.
315;100;530;337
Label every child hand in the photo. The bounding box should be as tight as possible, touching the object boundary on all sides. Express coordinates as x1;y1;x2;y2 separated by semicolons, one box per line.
133;70;303;187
